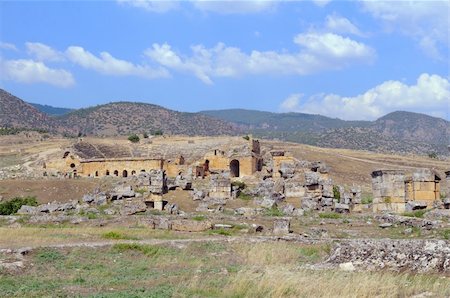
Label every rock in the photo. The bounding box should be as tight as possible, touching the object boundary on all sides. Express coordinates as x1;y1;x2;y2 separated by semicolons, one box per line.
38;203;59;213
292;208;305;217
103;208;116;215
339;262;355;272
404;228;413;235
165;204;179;215
326;239;450;273
280;204;295;216
214;224;233;229
156;217;171;230
192;190;206;201
171;219;212;232
273;218;290;235
379;223;393;229
334;203;350;213
260;198;277;209
119;200;147;215
16;247;32;256
111;185;136;200
406;201;427;212
235;207;263;216
16;205;37;215
94;194;107;206
82;194;95;203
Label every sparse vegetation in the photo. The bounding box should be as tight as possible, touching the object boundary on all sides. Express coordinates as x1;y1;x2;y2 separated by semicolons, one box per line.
237;192;252;201
361;194;374;204
143;132;149;138
402;210;427;218
0;196;38;215
428;152;438;159
333;185;340;202
102;231;137;240
192;215;206;221
243;135;250;140
319;212;342;219
264;206;284;217
127;133;140;143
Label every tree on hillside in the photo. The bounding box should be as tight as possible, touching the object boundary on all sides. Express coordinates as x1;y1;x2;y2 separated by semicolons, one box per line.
128;134;140;143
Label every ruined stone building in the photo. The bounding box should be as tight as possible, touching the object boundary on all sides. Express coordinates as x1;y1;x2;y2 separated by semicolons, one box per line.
371;169;441;213
46;142;186;178
199;139;263;178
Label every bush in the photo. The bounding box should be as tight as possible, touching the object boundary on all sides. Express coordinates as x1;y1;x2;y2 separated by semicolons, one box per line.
401;210;426;218
428;152;438;159
264;206;284;217
143;132;149;139
128;134;140;143
0;196;38;215
243;135;250;141
361;195;373;204
151;130;163;136
333;186;340;202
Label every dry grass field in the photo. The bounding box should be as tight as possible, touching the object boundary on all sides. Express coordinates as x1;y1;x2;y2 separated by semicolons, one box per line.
1;240;449;297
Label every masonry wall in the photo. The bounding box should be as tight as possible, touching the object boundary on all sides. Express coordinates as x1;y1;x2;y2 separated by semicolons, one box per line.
80;159;163;177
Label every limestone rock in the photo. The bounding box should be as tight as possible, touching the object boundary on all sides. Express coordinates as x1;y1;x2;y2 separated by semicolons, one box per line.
273;218;290;235
171;219;212;232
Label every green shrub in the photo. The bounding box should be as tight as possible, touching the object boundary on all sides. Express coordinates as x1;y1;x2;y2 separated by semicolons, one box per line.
0;196;38;215
243;135;250;141
112;243;172;257
102;231;136;240
151;130;163;136
237;193;252;201
192;215;206;221
318;212;341;219
428;152;438;159
264;206;284;217
441;229;450;240
231;181;246;190
333;186;341;202
208;228;232;236
361;195;373;204
143;132;149;139
128;134;140;143
35;249;65;263
401;210;426;218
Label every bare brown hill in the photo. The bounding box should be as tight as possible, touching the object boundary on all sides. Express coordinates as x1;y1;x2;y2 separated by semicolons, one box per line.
0;89;59;132
56;102;239;136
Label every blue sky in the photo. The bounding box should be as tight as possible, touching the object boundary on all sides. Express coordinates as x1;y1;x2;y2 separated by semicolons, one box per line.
0;0;448;120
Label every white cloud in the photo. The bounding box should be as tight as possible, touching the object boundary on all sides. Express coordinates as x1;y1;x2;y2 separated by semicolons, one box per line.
325;14;364;37
312;0;332;7
116;0;179;13
145;33;375;84
192;0;277;14
280;73;450;120
66;46;170;79
0;42;18;51
26;42;65;62
0;59;75;87
362;1;449;60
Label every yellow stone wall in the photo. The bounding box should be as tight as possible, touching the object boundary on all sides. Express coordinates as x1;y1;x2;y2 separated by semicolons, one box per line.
272;155;296;177
204;152;258;177
80;159;163;177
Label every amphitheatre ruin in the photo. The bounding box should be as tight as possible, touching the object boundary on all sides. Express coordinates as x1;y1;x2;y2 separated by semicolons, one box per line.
1;133;450;296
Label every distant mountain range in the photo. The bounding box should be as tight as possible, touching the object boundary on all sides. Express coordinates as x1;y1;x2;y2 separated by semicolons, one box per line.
1;88;449;156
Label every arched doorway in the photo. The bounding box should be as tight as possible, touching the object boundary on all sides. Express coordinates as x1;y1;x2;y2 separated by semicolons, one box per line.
230;159;240;177
131;170;136;176
95;171;99;177
113;170;119;176
204;160;210;172
122;170;128;178
106;170;110;176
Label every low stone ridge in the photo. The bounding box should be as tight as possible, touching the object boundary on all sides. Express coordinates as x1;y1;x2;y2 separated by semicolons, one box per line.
326;239;450;273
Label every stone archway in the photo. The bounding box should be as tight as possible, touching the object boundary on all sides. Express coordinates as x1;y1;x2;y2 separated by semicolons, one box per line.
122;170;128;178
131;170;136;176
230;159;240;178
114;170;119;176
106;170;110;176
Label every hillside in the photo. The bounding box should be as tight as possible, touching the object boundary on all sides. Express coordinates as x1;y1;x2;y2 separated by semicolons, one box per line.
30;103;73;116
0;89;59;132
202;109;450;155
56;102;239;136
201;109;370;131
